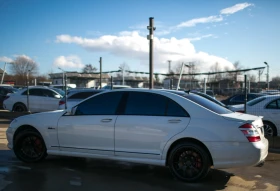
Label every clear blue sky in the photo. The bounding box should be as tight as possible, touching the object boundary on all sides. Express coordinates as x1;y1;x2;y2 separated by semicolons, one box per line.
0;0;279;81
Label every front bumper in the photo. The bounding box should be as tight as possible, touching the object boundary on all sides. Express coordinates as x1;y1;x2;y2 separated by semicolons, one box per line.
6;127;14;150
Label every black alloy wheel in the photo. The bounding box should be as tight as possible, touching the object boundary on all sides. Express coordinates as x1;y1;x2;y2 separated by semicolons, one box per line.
13;103;27;112
168;142;210;182
263;121;277;137
14;130;47;163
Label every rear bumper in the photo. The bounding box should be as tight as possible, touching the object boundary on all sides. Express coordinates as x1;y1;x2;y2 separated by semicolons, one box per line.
206;138;269;169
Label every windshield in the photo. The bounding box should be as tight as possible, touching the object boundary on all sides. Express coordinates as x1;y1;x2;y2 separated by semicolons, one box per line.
50;88;65;96
247;97;266;106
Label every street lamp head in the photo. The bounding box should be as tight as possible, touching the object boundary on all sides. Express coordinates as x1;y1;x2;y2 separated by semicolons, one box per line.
264;62;268;66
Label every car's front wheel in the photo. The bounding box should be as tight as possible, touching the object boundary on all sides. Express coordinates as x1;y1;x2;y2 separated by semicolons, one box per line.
168;142;211;182
14;130;47;163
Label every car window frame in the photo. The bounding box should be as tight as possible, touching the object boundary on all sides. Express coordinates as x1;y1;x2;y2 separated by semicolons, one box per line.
265;98;280;109
121;91;189;117
73;91;125;116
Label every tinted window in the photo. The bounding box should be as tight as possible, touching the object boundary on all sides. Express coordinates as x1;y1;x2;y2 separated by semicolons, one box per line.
247;97;266;106
231;95;244;102
75;92;123;115
22;89;43;96
41;89;57;97
183;94;232;114
124;92;167;116
70;92;99;99
166;99;189;117
266;99;280;109
266;100;277;109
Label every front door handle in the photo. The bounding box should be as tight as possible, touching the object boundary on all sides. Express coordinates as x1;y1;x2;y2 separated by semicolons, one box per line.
101;119;112;122
168;119;181;123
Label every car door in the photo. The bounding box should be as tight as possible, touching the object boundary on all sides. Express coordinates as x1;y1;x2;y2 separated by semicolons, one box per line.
263;99;280;130
114;92;190;159
41;89;61;111
57;91;124;155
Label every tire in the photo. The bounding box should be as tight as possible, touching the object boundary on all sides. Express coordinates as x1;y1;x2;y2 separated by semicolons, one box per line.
168;142;211;182
263;121;277;137
13;130;47;163
13;103;27;112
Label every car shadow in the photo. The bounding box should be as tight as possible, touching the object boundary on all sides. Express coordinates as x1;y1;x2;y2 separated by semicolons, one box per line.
25;156;233;191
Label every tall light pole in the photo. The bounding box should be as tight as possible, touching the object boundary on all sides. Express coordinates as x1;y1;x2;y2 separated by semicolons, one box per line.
147;17;156;89
58;67;67;109
264;62;269;90
176;63;190;90
26;70;31;113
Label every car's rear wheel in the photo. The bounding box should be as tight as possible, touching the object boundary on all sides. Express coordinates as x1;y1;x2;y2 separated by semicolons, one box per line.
263;121;277;137
14;130;47;163
168;142;211;182
13;103;27;112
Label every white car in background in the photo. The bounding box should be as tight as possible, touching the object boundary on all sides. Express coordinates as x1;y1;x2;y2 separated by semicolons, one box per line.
58;89;105;109
229;95;280;137
6;89;268;182
3;86;63;113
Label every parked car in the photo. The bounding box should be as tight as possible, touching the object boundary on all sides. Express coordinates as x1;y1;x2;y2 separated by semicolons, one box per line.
6;89;268;182
260;90;280;95
221;93;265;105
0;86;18;109
229;95;280;137
58;89;105;109
3;86;63;112
101;85;131;89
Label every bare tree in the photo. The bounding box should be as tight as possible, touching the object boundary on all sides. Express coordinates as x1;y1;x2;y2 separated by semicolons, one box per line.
9;56;38;85
270;76;280;89
118;62;130;77
82;64;97;73
210;62;222;82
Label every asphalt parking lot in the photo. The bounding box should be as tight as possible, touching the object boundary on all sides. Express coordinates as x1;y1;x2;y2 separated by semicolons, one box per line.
1;118;280;191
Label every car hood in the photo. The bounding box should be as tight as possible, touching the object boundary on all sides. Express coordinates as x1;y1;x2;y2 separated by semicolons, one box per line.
10;110;66;129
221;112;262;122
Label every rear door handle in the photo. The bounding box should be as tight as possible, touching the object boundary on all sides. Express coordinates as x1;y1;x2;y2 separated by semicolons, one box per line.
168;119;181;123
101;119;112;122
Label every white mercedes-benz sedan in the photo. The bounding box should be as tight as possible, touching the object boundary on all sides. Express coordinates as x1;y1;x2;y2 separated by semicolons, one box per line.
6;89;268;182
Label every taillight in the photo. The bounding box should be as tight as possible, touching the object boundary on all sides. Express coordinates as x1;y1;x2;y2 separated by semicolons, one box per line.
59;100;65;105
239;123;261;142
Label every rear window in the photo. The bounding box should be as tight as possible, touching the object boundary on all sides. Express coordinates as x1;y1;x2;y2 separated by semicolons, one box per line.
182;94;232;114
247;97;266;106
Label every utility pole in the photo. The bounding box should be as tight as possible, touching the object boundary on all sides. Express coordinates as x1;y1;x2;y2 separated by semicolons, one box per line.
99;57;102;89
1;62;7;84
147;17;156;89
168;60;171;74
176;62;190;90
264;62;269;90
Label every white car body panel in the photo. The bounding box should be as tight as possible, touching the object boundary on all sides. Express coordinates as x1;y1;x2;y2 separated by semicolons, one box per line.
57;115;116;156
6;89;268;170
114;116;190;159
